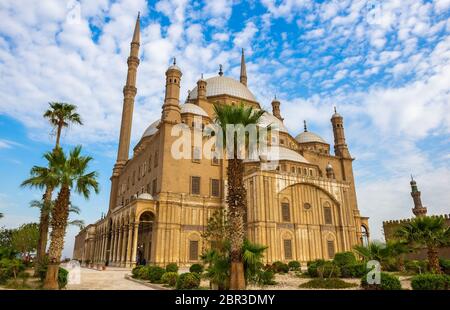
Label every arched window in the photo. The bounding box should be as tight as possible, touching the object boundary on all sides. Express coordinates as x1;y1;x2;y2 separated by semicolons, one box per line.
189;240;199;261
361;226;369;246
324;204;332;224
281;202;290;222
327;240;335;259
284;239;293;260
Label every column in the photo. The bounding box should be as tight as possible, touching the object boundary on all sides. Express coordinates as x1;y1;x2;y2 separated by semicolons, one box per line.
126;223;134;267
130;222;139;267
110;226;117;265
115;228;122;264
102;234;107;262
120;224;128;266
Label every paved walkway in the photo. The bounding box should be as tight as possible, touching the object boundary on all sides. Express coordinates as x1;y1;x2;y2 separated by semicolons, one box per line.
65;267;154;290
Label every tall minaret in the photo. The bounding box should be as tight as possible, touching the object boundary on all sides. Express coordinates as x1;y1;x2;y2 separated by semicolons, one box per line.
240;48;247;86
161;58;182;124
109;13;140;211
410;176;427;217
331;107;351;158
271;96;283;121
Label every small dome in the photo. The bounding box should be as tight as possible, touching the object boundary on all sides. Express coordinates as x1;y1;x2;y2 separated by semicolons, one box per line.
189;76;257;102
138;193;154;200
142;119;160;138
246;146;309;164
258;112;288;133
167;64;181;71
181;103;208;117
295;131;327;144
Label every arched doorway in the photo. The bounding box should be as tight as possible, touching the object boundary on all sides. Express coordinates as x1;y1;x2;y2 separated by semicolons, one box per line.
361;225;369;246
136;211;154;265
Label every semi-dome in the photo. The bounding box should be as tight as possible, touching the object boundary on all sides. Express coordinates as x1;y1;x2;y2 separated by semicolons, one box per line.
247;146;309;164
180;103;208;117
295;131;327;144
142;119;160;138
258;112;289;133
189;76;257;102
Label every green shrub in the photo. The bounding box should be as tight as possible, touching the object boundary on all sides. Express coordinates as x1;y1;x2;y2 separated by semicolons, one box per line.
411;273;450;290
131;266;143;278
258;270;276;285
288;261;301;271
272;261;289;273
307;260;340;278
405;260;428;274
137;266;149;279
58;268;68;289
361;272;402;290
189;263;204;274
439;259;450;275
340;262;367;278
161;272;179;287
333;252;357;267
0;258;25;284
146;266;166;283
176;272;200;290
299;278;358;289
165;263;178;273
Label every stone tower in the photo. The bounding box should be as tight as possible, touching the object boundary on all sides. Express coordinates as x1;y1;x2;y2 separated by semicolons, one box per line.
196;74;207;101
240;48;247;86
410;177;427;217
331;107;351;158
271;96;283;121
109;13;140;211
161;58;182;124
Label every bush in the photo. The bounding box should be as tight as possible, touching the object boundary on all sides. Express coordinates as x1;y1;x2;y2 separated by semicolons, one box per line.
258;270;276;285
288;261;301;271
299;278;358;289
439;259;450;275
131;266;143;278
405;260;428;274
0;258;25;284
58;268;68;289
411;273;450;290
340;262;367;278
361;272;402;290
146;266;166;283
189;264;204;274
166;263;178;273
333;252;357;267
161;272;179;287
176;272;200;290
272;261;289;274
307;260;340;278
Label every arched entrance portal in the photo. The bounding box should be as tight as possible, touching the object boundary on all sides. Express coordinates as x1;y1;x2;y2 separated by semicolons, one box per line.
136;211;154;265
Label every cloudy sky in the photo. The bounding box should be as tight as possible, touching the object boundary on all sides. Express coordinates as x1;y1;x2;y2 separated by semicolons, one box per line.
0;0;449;258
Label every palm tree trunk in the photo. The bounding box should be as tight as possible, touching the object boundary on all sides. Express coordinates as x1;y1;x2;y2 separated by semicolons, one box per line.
226;158;246;290
427;246;441;274
34;187;53;276
44;186;70;289
55;123;62;148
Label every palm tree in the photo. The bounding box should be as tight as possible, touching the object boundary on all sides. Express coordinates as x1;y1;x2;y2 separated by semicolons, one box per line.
23;102;82;271
21;156;60;272
43;102;83;147
353;242;390;263
385;240;409;272
395;216;450;273
213;103;264;290
29;200;85;230
40;146;98;289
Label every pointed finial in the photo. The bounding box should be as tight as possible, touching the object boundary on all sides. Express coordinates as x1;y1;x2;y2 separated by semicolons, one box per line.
334;106;337;113
173;57;176;65
411;174;414;181
274;94;277;100
201;73;204;79
304;120;308;132
187;90;191;99
242;48;244;55
219;64;223;76
138;11;140;19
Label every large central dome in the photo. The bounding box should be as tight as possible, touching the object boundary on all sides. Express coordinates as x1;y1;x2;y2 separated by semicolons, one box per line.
189;76;257;102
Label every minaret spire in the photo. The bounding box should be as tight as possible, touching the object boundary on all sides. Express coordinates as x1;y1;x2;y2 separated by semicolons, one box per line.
271;96;283;121
410;177;427;217
303;120;308;132
240;48;247;86
109;13;141;211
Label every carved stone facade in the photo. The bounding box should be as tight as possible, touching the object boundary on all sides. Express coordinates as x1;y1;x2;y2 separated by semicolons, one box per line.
73;16;369;267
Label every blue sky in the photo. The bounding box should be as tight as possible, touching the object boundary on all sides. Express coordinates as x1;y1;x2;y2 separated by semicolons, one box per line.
0;0;449;258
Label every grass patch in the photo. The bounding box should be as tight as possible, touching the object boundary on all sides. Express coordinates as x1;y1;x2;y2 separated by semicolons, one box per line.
299;278;358;289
